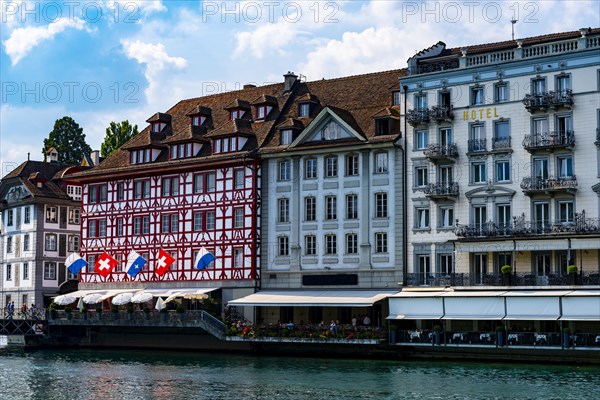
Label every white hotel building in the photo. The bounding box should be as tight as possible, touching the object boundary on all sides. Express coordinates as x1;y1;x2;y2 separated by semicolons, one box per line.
401;28;600;287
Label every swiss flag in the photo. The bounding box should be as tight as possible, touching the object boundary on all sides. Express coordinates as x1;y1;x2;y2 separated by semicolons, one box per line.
95;252;118;278
155;249;175;277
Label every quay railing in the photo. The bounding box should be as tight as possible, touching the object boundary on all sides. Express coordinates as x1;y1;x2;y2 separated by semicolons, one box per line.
403;272;600;287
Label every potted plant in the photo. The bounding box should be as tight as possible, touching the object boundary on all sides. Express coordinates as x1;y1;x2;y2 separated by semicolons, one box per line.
126;304;134;320
95;305;103;320
176;305;185;321
433;324;442;345
567;265;577;285
496;325;506;346
81;306;88;320
111;305;119;320
501;265;512;285
563;327;571;348
64;306;73;320
143;306;150;320
48;303;57;320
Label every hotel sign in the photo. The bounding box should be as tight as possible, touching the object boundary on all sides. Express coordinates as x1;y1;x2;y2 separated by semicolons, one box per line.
463;107;499;121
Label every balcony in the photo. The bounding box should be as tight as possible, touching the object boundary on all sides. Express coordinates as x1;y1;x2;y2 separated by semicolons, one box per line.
491;136;511;152
429;105;454;123
520;175;577;195
407;109;429;126
522;131;575;152
522;90;574;113
454;212;598;239
404;272;600;288
467;139;487;153
423;143;458;162
424;182;459;201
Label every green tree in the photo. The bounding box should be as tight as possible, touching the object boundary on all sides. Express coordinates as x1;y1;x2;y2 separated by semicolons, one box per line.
43;116;92;165
100;120;139;158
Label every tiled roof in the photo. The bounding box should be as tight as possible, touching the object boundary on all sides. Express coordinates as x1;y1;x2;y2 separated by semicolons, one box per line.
205;119;255;139
224;99;251;110
251;94;278;106
186;106;212;116
371;107;400;119
0;161;77;200
146;112;172;123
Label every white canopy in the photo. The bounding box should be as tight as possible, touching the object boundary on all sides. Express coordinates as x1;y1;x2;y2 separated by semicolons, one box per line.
561;290;600;321
504;291;569;320
164;288;217;303
442;291;506;320
228;290;397;307
388;291;445;319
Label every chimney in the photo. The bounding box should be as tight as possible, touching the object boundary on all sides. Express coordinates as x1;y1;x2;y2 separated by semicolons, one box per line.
243;84;257;90
90;150;100;166
283;71;298;92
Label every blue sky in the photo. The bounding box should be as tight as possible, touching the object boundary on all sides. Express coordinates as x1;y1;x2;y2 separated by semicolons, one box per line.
1;0;598;172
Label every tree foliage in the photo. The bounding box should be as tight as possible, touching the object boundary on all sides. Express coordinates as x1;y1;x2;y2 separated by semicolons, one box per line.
43;116;92;165
100;120;139;158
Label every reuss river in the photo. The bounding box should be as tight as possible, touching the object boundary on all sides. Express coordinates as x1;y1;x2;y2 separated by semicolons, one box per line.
0;348;598;400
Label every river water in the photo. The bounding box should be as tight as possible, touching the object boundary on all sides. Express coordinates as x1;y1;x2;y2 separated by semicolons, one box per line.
0;347;598;400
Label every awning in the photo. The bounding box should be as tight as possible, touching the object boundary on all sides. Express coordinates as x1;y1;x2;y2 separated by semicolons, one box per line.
515;239;568;251
561;290;600;321
570;238;600;250
228;290;397;307
504;291;568;320
98;289;141;302
442;291;506;320
455;241;514;253
53;289;106;299
388;291;446;319
165;288;218;302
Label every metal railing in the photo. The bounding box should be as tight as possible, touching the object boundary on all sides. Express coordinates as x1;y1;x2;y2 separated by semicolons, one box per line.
522;131;575;150
429;105;454;122
468;139;486;153
404;272;600;287
407;109;430;125
423;182;459;198
522;90;574;111
492;136;511;150
520;175;577;192
423;143;458;159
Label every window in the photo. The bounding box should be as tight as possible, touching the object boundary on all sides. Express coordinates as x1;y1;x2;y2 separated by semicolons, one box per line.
392;91;400;106
99;220;107;237
415;94;427;110
534;202;550;233
231;248;243;268
439;128;452;146
304;197;316;221
418;255;431;285
375;152;388;173
375;232;388;253
6;264;12;281
6;236;13;253
6;209;13;226
533;158;549;180
281;129;293;145
439;254;453;275
325;234;337;255
375;118;392;136
114;183;124;202
415;166;429;187
46;206;57;223
234;208;244;228
346;194;358;220
229;109;244;120
161;176;180;197
325;196;337;220
558;201;574;223
195;172;218;193
45;233;57;251
193;212;203;231
130;148;151;164
305;235;317;255
206;211;216;230
22;262;29;280
415;130;428;150
23;234;30;252
278;236;289;256
206;173;216;192
69;208;80;225
88;184;108;203
471;162;487;184
44;262;57;280
161;214;179;233
557;155;573;178
497;204;511;231
346;233;358;255
87;255;96;273
234;169;245;190
278;160;291;181
116;218;124;236
493;121;510;149
495;160;511;182
416;208;430;229
299;103;310;117
133;180;150;199
556;74;571;93
68;235;80;252
24;207;30;224
473;205;487;232
345;154;359;176
67;185;82;200
469;123;486;152
496;253;512;273
256;105;267;120
470;86;484;105
439;207;454;228
532;78;546;95
494;82;509;102
325;156;338;177
133;217;142;235
305;158;317;179
375;193;388;218
278;198;289;223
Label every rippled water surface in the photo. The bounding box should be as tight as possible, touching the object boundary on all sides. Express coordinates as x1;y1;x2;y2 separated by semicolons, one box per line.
0;347;598;399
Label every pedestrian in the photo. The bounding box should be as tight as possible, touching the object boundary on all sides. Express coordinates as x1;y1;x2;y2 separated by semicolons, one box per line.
8;301;15;319
20;303;27;319
351;315;357;330
363;314;371;326
329;320;336;335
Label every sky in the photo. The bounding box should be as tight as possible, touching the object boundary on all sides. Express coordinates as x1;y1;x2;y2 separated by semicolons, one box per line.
1;0;598;174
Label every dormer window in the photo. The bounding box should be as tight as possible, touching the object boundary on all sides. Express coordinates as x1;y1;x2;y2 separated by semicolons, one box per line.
214;137;241;154
376;118;399;136
230;109;244;120
392;91;400;106
152;122;166;132
299;103;310;117
256;105;266;120
321;121;341;140
170;143;193;159
281;129;293;145
130;149;151;164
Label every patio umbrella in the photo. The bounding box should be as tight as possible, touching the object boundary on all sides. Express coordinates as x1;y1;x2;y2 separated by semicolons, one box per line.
155;297;166;311
77;297;84;311
54;294;76;305
131;292;153;304
111;292;134;305
165;292;182;303
83;293;104;304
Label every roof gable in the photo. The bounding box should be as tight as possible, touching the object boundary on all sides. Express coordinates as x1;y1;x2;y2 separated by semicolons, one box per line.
290;107;366;147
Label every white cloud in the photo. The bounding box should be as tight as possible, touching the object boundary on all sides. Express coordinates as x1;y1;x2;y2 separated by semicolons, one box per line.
121;40;188;109
3;17;87;65
104;1;166;18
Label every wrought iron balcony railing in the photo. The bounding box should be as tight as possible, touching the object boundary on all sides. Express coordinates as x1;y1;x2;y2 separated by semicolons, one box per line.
424;182;459;199
429;105;454;123
454;212;598;239
404;272;600;287
468;139;487;153
423;143;458;160
492;136;511;151
407;109;429;125
520;175;577;193
522;131;575;151
522;90;574;112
